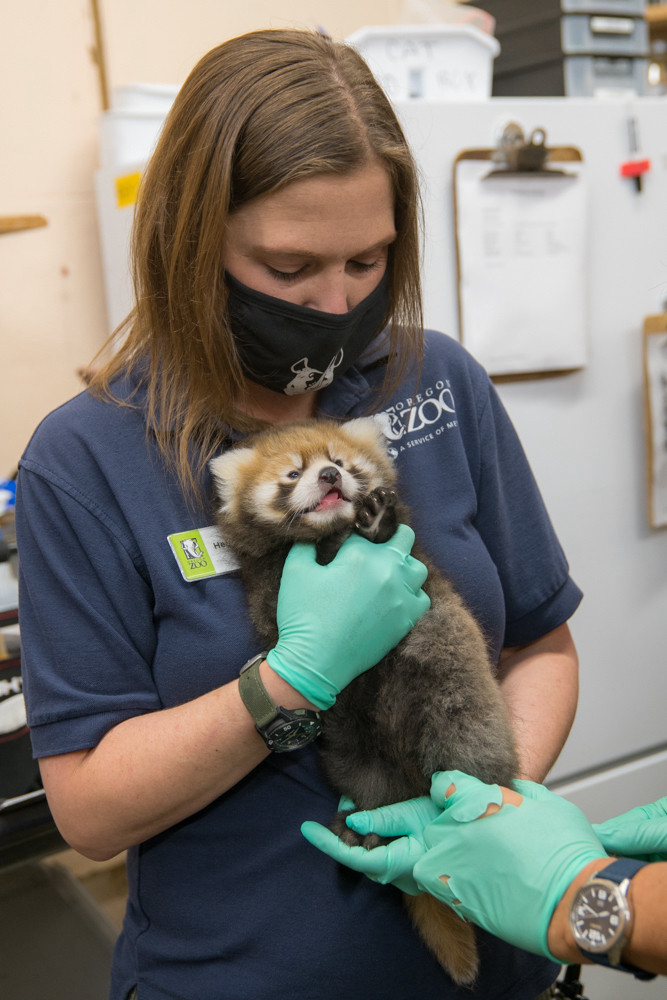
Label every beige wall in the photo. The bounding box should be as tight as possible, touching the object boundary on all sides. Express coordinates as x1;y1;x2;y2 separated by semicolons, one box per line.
101;1;400;91
1;0;106;474
1;0;399;475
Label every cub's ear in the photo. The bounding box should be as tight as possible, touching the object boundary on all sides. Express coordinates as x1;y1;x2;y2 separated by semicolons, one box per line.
209;448;254;506
341;416;388;451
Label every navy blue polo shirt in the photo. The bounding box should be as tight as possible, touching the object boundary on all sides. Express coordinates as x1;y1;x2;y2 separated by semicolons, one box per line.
16;329;581;999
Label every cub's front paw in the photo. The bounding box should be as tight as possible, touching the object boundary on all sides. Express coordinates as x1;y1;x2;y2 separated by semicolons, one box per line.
354;488;398;543
330;809;383;850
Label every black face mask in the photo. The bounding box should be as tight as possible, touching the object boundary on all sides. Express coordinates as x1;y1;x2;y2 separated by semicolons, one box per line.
225;271;390;395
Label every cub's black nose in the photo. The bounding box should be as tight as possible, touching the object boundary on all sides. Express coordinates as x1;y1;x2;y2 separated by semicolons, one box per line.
319;466;341;485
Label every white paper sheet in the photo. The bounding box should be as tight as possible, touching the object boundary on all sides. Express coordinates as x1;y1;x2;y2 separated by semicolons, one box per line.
644;328;667;528
455;158;588;376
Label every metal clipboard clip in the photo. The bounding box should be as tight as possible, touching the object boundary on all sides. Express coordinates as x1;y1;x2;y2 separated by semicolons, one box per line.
483;122;575;179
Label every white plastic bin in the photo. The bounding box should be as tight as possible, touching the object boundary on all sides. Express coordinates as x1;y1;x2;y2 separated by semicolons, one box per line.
98;85;177;168
346;24;500;101
111;83;179;113
98;110;167;169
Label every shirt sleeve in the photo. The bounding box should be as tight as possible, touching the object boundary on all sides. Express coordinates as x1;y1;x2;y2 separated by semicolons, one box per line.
17;459;162;757
472;376;583;648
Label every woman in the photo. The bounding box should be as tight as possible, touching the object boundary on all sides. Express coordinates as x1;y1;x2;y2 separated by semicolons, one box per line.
16;29;581;1000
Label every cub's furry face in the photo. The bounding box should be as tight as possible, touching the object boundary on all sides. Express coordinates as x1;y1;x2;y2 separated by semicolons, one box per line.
210;417;396;547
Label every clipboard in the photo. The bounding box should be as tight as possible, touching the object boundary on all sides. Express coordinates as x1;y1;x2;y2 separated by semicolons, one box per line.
453;124;587;381
642;312;667;529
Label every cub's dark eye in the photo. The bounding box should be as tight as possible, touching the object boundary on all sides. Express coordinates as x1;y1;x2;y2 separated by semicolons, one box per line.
287;470;300;480
333;459;344;468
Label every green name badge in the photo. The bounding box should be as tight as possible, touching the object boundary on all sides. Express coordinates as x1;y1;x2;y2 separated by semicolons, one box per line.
167;526;239;582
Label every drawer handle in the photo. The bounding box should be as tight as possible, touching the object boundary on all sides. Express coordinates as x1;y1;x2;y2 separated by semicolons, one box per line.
590;16;635;35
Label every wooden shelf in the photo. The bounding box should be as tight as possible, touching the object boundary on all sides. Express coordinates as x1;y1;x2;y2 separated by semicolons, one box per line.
0;215;47;235
646;3;667;25
647;4;667;41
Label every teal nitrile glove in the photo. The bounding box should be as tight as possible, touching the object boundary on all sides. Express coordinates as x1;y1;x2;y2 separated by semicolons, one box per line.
412;770;609;960
594;797;667;863
301;795;440;894
266;525;430;710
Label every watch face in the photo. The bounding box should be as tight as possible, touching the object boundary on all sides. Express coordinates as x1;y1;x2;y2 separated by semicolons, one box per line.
570;880;627;953
264;715;321;753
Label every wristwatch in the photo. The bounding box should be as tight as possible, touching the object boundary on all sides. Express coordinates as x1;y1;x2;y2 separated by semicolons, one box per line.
569;857;655;979
238;652;322;753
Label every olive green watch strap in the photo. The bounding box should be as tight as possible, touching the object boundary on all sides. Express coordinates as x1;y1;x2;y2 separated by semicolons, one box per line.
238;653;276;729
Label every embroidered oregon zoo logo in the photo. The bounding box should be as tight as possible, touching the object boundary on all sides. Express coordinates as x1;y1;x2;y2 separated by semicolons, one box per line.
168;527;240;582
376;380;459;456
284;350;343;395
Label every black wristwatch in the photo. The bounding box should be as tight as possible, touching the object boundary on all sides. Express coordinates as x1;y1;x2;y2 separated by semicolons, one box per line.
569;857;656;980
238;653;322;753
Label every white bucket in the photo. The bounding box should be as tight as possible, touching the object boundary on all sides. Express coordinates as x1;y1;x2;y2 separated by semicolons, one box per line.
347;24;500;101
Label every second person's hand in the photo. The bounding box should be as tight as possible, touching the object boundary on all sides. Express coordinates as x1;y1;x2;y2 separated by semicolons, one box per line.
412;771;609;961
594;797;667;863
301;794;441;894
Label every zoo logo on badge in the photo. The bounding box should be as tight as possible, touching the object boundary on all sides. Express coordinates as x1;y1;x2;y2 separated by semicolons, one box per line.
168;527;240;582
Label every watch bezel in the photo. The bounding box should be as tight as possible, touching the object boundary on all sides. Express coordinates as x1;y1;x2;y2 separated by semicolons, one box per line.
262;709;322;753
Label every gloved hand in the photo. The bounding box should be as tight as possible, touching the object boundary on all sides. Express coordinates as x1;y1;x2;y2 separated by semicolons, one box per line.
594;797;667;863
411;770;609;960
301;795;441;894
267;525;430;709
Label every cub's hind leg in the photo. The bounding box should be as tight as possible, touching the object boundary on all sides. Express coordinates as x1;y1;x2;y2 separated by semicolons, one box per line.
354;487;398;543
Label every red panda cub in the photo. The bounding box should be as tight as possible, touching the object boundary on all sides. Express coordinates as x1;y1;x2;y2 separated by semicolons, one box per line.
210;416;519;986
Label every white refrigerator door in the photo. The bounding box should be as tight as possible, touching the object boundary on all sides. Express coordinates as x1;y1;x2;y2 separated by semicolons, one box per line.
395;96;667;820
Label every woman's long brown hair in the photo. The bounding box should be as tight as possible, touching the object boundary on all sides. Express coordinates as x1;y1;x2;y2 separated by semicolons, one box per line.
90;29;424;502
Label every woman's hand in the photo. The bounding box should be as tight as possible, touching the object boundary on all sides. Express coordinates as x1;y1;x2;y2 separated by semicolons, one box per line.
266;525;430;708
